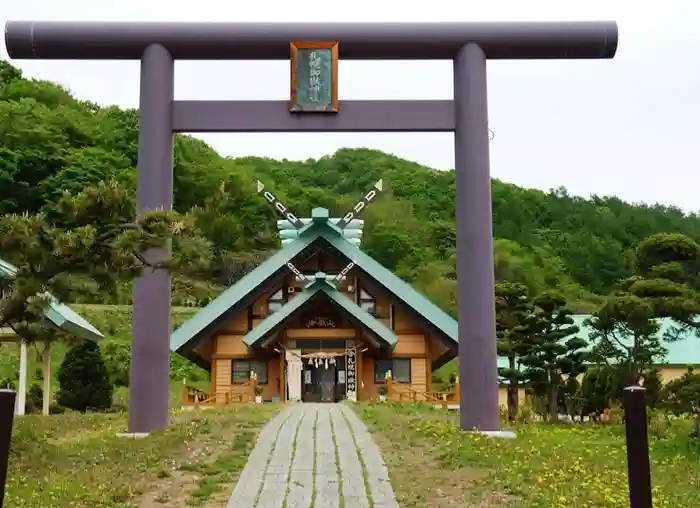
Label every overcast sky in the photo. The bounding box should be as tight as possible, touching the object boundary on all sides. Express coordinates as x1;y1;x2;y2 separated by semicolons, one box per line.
2;1;699;211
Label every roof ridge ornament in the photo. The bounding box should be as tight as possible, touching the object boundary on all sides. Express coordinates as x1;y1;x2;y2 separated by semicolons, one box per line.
335;179;383;230
255;177;386;248
256;178;384;229
256;180;305;229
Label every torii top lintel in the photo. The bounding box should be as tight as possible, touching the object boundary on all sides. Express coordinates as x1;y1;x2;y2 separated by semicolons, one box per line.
4;21;617;61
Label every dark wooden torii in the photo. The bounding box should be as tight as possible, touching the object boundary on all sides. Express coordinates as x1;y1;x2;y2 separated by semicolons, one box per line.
4;20;618;435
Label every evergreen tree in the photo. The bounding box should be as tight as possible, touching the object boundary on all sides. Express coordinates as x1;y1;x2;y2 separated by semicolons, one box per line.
579;365;625;420
0;179;211;341
586;294;664;386
495;281;536;421
57;339;113;412
522;292;588;422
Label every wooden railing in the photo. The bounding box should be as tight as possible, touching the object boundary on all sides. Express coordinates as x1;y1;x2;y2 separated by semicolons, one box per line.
386;378;460;407
181;379;257;407
182;383;209;405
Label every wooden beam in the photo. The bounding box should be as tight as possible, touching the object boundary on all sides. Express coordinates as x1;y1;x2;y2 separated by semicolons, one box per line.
5;21;618;60
172;100;455;133
287;328;355;339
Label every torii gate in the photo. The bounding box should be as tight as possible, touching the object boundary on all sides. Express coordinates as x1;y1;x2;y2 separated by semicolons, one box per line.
4;20;618;435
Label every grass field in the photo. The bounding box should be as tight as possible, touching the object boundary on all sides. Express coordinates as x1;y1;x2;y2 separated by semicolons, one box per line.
4;304;280;507
7;404;279;508
356;403;700;508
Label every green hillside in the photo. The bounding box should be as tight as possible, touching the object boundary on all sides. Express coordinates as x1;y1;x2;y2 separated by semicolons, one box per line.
2;58;700;317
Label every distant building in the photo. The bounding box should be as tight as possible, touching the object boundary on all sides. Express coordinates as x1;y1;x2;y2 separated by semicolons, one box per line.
497;315;700;407
0;256;103;415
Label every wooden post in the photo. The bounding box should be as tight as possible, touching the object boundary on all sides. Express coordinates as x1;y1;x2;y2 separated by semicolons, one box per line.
356;347;363;401
15;341;27;416
210;360;217;401
426;356;432;393
42;342;51;416
280;353;286;403
181;379;187;406
387;378;393;400
623;386;653;508
251;378;258;402
0;390;16;508
454;376;460;403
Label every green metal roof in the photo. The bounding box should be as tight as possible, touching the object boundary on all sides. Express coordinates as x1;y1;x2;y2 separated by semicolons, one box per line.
170;208;456;360
242;274;397;349
320;229;459;345
320;278;397;348
170;208;457;362
44;298;103;342
496;315;700;382
242;281;321;347
170;229;319;352
0;257;103;342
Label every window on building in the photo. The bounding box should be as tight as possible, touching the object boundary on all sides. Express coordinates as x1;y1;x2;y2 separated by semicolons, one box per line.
374;358;411;383
267;288;285;314
231;360;268;384
359;288;376;315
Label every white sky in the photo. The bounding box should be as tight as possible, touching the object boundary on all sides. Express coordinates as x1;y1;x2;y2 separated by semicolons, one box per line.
3;0;700;211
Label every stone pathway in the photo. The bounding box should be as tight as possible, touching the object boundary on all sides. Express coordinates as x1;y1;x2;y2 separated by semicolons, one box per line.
228;403;399;508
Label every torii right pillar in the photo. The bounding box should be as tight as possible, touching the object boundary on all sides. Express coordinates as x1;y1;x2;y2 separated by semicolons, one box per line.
454;43;503;432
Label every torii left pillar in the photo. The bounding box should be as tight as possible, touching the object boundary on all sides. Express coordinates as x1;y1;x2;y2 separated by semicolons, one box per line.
128;44;174;434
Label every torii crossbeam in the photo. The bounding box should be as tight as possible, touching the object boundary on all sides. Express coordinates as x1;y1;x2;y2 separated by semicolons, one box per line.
5;20;618;435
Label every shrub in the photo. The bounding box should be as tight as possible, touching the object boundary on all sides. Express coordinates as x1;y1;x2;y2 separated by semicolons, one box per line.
56;340;113;412
660;368;700;416
49;403;66;414
101;340;131;387
0;376;16;390
26;384;44;414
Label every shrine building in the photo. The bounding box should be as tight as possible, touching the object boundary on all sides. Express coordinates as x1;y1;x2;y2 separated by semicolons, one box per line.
170;206;459;404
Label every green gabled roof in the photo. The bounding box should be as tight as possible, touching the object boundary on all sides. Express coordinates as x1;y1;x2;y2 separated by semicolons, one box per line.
242;282;322;347
0;257;103;342
320;230;459;345
44;299;103;342
243;274;397;348
171;206;455;358
320;280;397;348
170;229;319;352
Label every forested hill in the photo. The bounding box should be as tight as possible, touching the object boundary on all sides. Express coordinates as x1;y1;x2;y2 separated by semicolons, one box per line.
2;59;700;313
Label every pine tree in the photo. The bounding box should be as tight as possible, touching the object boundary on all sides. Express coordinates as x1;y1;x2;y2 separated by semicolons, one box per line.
522;292;588;422
495;281;537;421
586;293;664;386
57;339;113;412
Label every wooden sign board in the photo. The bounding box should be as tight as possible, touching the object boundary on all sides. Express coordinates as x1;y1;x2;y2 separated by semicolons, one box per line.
289;41;339;113
303;316;339;329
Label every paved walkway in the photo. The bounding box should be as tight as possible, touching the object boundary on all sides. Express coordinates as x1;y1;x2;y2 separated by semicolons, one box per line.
227;403;399;508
